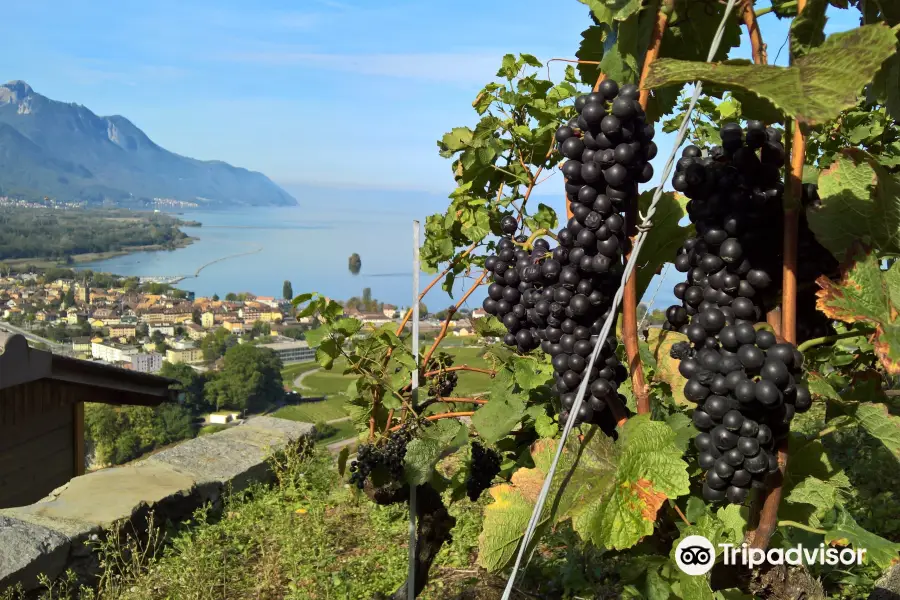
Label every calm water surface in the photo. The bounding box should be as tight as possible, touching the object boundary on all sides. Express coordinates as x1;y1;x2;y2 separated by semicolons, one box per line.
77;206;488;310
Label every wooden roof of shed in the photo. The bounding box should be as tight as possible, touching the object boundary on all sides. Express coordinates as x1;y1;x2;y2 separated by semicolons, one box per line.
0;332;176;407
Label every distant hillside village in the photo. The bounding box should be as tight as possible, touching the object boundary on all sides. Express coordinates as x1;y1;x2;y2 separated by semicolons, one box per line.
0;272;486;375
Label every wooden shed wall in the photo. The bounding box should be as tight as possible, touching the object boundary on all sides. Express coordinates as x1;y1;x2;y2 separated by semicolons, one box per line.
0;381;78;508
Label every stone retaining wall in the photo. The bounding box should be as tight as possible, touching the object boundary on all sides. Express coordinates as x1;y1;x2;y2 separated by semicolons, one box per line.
0;416;314;593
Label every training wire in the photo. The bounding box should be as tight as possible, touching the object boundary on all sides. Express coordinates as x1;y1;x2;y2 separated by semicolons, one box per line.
500;1;739;596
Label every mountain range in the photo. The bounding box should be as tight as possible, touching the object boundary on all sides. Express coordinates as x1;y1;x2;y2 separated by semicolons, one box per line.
0;80;296;207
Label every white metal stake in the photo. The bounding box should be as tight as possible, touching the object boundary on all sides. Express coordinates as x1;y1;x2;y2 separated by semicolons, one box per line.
408;220;420;600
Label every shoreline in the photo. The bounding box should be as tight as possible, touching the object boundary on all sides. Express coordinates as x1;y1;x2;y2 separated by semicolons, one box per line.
3;235;198;270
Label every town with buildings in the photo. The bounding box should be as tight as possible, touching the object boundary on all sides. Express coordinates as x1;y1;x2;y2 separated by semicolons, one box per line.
0;271;486;375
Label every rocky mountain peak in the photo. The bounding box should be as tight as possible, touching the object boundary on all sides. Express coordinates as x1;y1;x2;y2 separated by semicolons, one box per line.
0;80;35;104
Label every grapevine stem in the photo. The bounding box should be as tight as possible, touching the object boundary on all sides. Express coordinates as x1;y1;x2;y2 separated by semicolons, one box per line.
422;365;497;379
778;520;827;535
741;0;769;65
749;439;789;549
436;397;488;405
797;328;878;353
749;0;805;544
389;411;475;432
670;500;691;526
624;0;674;416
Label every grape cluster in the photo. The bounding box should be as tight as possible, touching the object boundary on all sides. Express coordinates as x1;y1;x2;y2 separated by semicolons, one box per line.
466;441;502;501
663;121;812;503
481;79;654;431
426;354;459;398
349;424;416;490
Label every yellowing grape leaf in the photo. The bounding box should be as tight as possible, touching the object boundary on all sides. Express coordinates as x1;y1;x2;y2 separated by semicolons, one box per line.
816;248;900;373
825;510;900;568
647;329;691;406
808;149;900;258
477;416;690;570
643;24;899;125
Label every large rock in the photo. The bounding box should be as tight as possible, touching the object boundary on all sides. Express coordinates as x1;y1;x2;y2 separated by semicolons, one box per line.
0;515;70;591
869;563;900;599
0;416;313;592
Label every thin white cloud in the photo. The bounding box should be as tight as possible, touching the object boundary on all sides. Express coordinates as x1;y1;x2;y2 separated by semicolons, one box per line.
215;51;503;85
66;63;189;87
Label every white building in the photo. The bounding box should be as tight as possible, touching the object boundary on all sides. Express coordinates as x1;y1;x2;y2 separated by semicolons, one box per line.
148;323;176;337
91;342;139;364
129;352;163;374
258;340;317;364
170;338;195;350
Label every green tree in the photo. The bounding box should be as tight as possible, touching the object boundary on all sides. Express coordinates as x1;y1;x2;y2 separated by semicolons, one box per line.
283;280;293;300
225;293;238;302
283;327;306;340
348;253;362;275
211;293;220;301
159;361;209;414
63;286;75;307
204;345;283;412
150;330;165;344
192;308;202;324
200;327;237;360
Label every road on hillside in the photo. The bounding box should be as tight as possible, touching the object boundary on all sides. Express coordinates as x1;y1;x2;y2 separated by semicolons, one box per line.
293;367;321;391
0;321;71;355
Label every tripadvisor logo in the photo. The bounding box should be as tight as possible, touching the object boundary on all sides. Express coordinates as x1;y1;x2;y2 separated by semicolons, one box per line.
674;535;867;575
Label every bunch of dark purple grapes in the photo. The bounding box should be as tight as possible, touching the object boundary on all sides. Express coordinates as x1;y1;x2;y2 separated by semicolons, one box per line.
481;79;655;432
466;441;502;501
663;121;813;503
349;423;416;490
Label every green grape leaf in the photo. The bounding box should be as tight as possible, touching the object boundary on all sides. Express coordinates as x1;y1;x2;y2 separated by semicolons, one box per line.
664;0;742;63
716;504;749;544
439;127;474;154
637;189;693;299
472;315;507;338
599;11;655;85
825;509;900;568
771;0;799;17
786;475;841;517
806;372;842;401
477;436;591;571
404;420;467;486
315;338;341;369
578;0;643;24
666;412;695;452
512;357;553;391
785;436;851;492
525;203;559;232
816;247;900;374
570;415;690;549
575;25;606;86
648;329;691;406
677;573;715;600
337;446;350;477
331;318;362;337
643;25;900;125
808;149;900;258
790;0;829;59
498;54;518;79
870;51;900;121
471;385;527;444
852;401;900;460
479;416;689;569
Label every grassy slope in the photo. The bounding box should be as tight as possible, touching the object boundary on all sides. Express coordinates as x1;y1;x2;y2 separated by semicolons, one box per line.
274;345;496;426
45;448;490;600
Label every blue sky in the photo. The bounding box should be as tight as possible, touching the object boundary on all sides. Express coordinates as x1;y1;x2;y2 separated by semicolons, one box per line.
0;0;864;309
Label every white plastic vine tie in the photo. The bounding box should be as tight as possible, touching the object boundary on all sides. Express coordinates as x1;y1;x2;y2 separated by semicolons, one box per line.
500;2;739;596
409;220;420;600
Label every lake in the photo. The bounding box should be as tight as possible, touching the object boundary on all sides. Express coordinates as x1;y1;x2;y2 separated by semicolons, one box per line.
76;205;490;311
